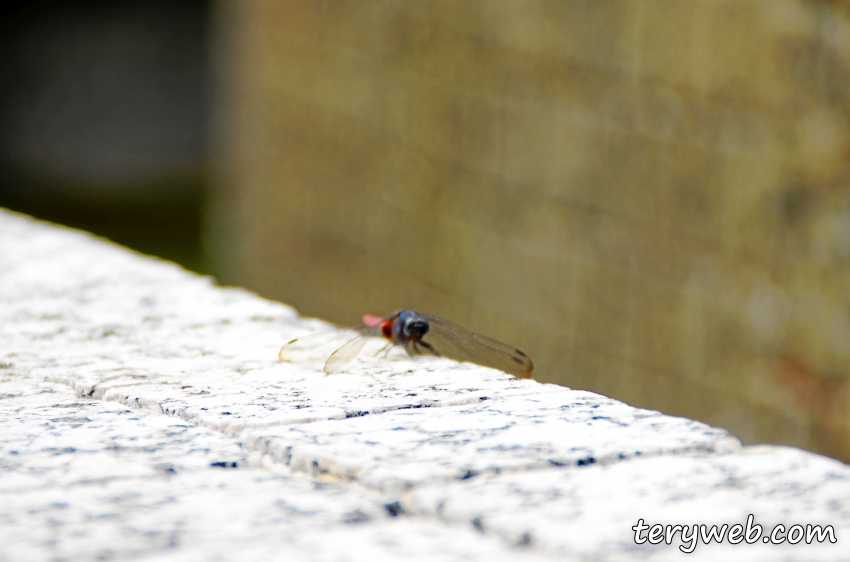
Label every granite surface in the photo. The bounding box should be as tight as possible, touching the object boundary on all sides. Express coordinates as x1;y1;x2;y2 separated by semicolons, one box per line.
1;208;848;561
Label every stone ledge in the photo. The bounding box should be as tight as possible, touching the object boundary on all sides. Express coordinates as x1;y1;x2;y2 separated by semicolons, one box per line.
1;208;848;561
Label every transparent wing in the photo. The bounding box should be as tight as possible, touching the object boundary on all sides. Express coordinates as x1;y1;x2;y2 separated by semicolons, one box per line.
278;325;383;373
279;327;360;364
419;314;533;378
323;325;382;373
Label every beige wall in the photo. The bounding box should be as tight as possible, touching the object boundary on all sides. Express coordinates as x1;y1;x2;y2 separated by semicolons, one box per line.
208;0;850;461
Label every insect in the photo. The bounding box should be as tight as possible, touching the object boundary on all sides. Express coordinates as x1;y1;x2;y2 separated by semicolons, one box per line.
278;310;533;378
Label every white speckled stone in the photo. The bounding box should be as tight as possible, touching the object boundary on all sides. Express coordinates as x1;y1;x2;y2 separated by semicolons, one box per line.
1;208;848;561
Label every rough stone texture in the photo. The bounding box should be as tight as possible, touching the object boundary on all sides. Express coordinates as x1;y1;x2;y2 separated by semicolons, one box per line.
2;209;849;560
208;0;850;461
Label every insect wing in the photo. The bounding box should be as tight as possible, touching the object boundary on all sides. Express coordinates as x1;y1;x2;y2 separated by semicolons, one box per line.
278;325;384;373
420;314;533;378
279;327;360;364
323;325;382;373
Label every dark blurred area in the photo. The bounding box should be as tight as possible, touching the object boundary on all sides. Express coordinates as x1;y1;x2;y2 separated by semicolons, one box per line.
0;0;209;272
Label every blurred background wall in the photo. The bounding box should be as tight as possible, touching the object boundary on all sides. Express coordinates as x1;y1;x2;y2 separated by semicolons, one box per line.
2;0;849;462
208;0;850;461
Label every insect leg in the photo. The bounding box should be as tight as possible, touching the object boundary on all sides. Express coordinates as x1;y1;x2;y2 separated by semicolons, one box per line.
380;344;396;359
374;342;393;358
419;340;439;356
